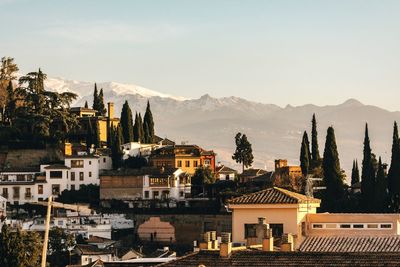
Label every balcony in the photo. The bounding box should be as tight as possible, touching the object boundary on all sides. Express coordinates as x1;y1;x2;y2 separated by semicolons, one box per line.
25;193;32;199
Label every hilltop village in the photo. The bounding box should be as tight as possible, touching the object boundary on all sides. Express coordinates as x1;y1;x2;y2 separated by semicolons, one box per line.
1;57;400;266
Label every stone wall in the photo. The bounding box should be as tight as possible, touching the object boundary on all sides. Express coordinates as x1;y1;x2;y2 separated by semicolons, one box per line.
100;175;143;200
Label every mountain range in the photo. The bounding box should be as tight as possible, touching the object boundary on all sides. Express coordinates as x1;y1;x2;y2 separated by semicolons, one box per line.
44;77;400;181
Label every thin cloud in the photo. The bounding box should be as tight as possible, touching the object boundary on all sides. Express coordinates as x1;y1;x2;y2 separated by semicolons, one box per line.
42;20;184;44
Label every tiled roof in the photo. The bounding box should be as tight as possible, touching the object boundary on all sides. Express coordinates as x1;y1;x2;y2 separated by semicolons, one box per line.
216;165;237;174
299;236;400;252
44;164;70;170
76;244;112;255
229;187;321;205
158;250;400;267
86;235;114;244
240;168;267;177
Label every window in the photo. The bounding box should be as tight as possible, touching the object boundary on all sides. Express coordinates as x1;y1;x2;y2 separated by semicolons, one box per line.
244;224;257;238
340;224;351;229
325;224;337;229
50;171;63;179
13;187;20;199
144;191;149;199
225;175;230;180
353;224;364;229
312;224;323;229
71;185;75;191
25;188;31;198
367;224;379;229
38;185;43;194
269;224;284;237
71;172;75;181
103;158;106;163
17;175;25;181
52;185;60;195
79;172;84;181
89;161;92;165
185;161;190;167
381;224;392;229
153;191;159;199
71;160;84;168
89;172;92;178
2;188;8;198
193;161;198;167
177;160;182;167
180;191;184;197
204;159;211;166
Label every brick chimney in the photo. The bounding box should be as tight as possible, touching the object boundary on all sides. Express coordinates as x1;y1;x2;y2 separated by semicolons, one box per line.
280;233;294;252
262;228;274;252
219;232;232;257
108;102;114;119
199;231;213;250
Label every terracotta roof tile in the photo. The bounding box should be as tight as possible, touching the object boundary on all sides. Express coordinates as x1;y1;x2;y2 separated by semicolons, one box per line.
229;187;320;205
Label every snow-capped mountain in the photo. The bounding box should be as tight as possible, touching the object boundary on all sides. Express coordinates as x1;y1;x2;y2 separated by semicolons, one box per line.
44;76;400;181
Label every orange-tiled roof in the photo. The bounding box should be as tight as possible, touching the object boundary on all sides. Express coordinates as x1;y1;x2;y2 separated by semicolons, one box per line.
229;187;320;205
299;236;400;252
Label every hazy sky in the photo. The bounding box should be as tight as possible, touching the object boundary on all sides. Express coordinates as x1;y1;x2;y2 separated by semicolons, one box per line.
1;0;400;110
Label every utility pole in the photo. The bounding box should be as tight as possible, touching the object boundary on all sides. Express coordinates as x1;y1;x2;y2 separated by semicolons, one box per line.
41;196;53;267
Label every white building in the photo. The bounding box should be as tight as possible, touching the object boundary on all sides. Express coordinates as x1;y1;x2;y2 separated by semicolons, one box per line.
121;142;163;160
0;195;6;218
215;164;237;181
142;168;191;200
65;155;100;188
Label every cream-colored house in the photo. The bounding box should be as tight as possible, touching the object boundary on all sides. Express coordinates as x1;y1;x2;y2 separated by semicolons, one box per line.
228;187;320;246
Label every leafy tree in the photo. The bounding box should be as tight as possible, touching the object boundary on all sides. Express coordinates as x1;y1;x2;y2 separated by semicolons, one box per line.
311;113;321;168
351;159;360;186
387;121;400;212
4;81;16;123
111;125;123;169
57;184;99;206
48;227;75;267
124;155;148;169
192;166;215;196
300;131;311;175
321;126;345;212
361;123;376;212
232;132;254;173
0;57;19;113
120;100;134;144
98;88;107;116
374;157;388;212
143;100;155;143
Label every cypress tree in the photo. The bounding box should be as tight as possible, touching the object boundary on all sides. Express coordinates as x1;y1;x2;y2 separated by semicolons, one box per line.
300;131;311;175
351;159;360;186
387;121;400;212
321;126;344;212
143;100;155;143
120;100;134;144
311;113;321;167
361;123;376;212
133;112;140;142
138;113;145;143
93;120;101;148
374;157;388;212
84;101;88;108
86;118;94;150
111;125;123;169
92;83;99;112
98;88;107;116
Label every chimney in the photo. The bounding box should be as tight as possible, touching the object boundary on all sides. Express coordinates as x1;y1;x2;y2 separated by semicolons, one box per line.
209;231;218;249
108;102;114;119
219;232;232;258
262;228;274;252
280;233;294;252
199;232;212;250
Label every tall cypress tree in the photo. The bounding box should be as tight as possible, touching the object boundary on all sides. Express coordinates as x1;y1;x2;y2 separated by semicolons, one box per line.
321;126;344;212
138;112;145;143
300;131;311;175
311;113;321;168
98;88;107;116
86;117;94;150
111;125;123;169
84;101;89;108
361;123;376;212
133;112;140;142
374;157;388;212
120;100;134;144
351;159;360;186
93;120;101;148
387;121;400;212
92;83;99;112
143;100;155;143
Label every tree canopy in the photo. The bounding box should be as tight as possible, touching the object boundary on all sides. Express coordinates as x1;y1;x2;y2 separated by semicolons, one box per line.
232;132;254;172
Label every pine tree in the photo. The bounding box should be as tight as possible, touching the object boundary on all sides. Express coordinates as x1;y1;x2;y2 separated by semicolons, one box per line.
138;113;145;143
143;100;155;143
111;125;123;169
351;159;360;186
133;113;140;142
92;83;99;112
374;157;388;212
387;121;400;212
300;131;311;175
98;88;107;116
84;101;88;108
120;100;134;144
232;132;254;173
311;113;321;168
361;123;376;212
321;126;344;212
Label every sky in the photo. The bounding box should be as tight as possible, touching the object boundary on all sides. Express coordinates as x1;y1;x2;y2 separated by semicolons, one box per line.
1;0;400;111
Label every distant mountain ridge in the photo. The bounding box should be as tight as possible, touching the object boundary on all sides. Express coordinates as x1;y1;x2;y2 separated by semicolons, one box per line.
44;77;400;181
